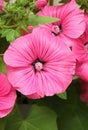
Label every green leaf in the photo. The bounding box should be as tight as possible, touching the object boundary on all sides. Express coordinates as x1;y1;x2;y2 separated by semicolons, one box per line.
57;91;67;100
57;100;88;130
0;118;7;130
36;80;88;130
0;37;9;53
4;104;57;130
18;21;29;32
76;0;88;12
57;81;88;130
6;3;19;12
0;56;6;74
1;29;21;42
0;18;6;26
16;0;30;6
26;105;57;130
28;14;59;27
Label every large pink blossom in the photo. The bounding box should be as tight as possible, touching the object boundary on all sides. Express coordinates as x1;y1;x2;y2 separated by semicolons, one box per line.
38;0;85;47
36;0;49;9
0;72;17;118
4;28;76;99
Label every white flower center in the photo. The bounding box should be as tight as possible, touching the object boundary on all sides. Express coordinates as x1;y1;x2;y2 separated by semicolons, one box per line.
35;62;43;72
52;25;61;35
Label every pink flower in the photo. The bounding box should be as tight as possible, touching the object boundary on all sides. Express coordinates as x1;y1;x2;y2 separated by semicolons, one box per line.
36;0;49;9
75;61;88;81
73;13;88;81
74;41;88;82
74;41;88;80
83;13;88;43
0;0;3;11
0;72;17;118
73;40;88;81
80;79;88;104
38;0;85;46
4;28;76;99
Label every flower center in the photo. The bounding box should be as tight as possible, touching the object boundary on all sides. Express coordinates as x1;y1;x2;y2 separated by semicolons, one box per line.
32;58;45;72
52;25;62;36
35;62;43;71
84;42;88;54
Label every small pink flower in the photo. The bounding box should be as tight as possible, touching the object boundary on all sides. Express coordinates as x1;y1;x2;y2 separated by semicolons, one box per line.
4;28;76;99
80;79;88;104
36;0;49;9
38;0;85;46
0;72;17;118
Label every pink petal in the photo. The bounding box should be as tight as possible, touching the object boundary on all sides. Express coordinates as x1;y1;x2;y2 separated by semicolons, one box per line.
0;72;11;96
4;35;36;67
63;10;85;38
72;39;88;62
76;61;88;81
6;66;38;95
0;88;16;118
0;88;16;110
0;73;17;118
0;73;16;118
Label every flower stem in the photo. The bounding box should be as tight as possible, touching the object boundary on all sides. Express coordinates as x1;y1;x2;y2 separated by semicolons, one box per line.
0;24;18;29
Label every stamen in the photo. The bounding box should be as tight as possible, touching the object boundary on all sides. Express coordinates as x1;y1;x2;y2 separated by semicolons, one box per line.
35;62;43;71
52;25;62;36
32;58;45;72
